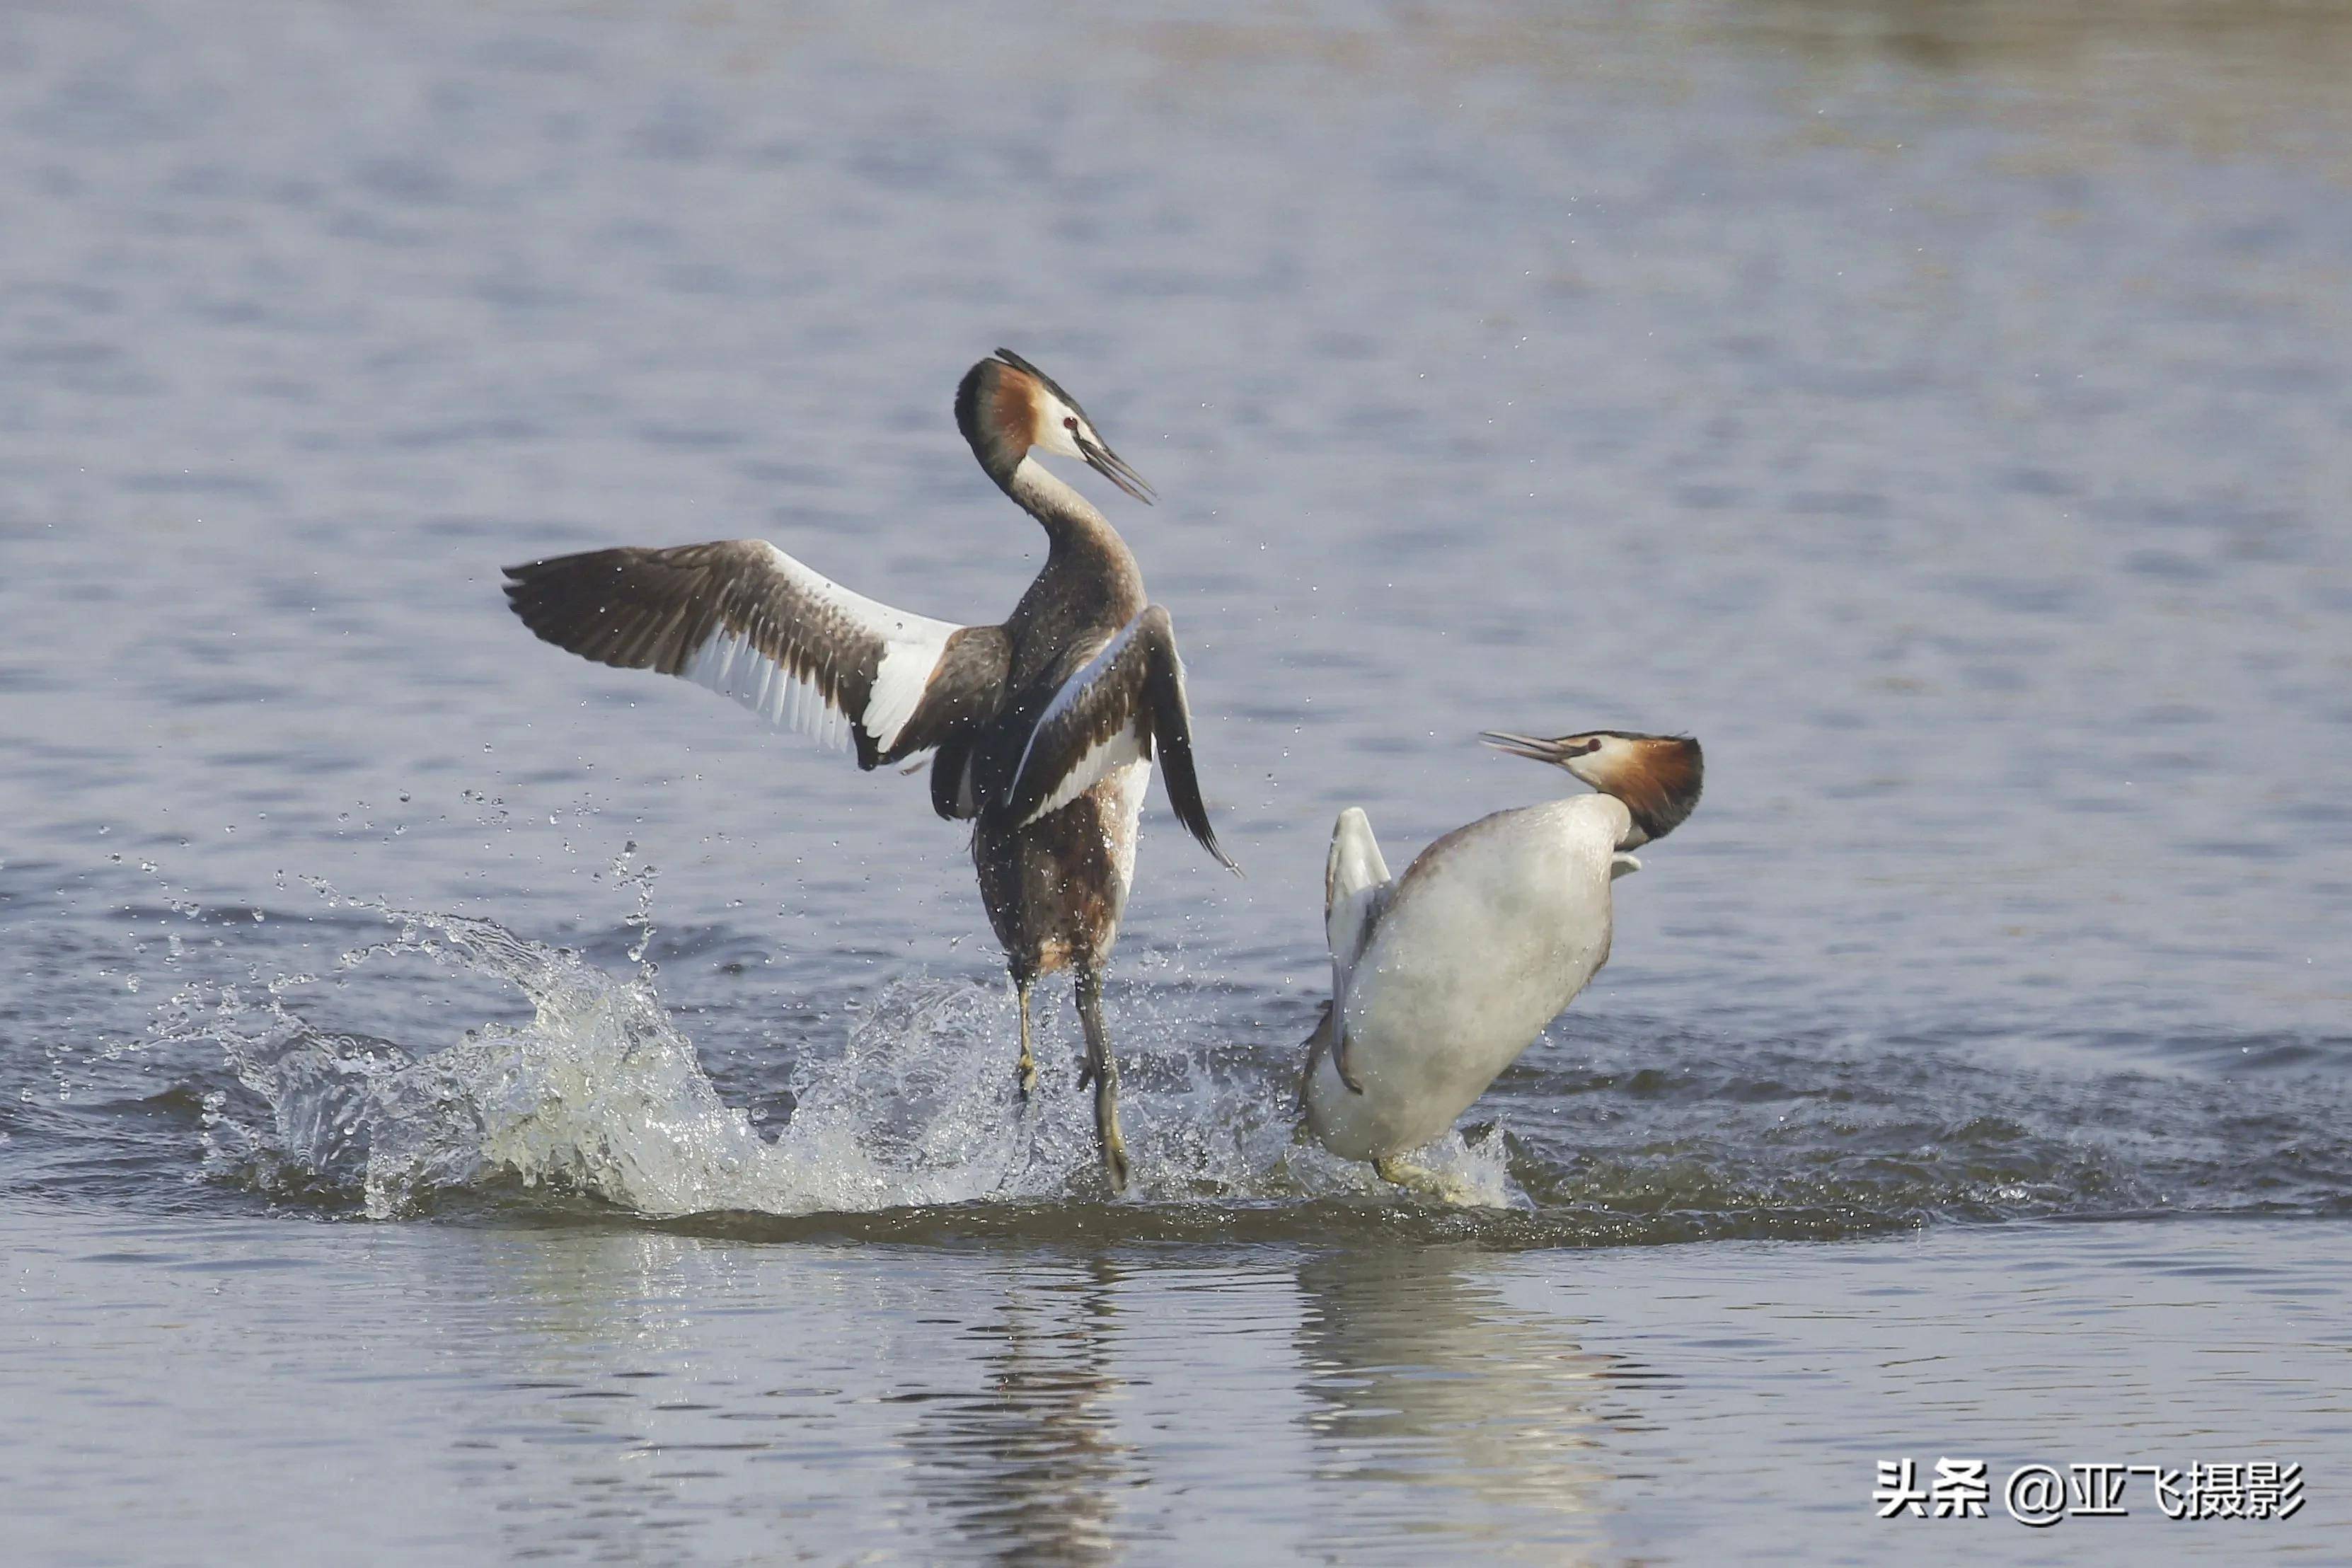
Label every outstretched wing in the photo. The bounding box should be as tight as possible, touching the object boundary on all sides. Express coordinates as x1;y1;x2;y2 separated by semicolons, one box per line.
503;542;1008;768
996;604;1236;872
1320;807;1395;1095
1325;807;1393;984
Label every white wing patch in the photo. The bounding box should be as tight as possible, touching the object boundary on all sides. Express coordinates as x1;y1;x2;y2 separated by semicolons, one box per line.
677;543;955;752
1005;616;1148;825
866;639;938;752
1019;724;1147;827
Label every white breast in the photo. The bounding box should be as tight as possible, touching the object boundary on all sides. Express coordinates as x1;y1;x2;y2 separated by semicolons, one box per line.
1305;795;1629;1163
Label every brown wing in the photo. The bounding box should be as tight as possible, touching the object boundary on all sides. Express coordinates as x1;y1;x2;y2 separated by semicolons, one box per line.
995;605;1237;872
502;541;1006;768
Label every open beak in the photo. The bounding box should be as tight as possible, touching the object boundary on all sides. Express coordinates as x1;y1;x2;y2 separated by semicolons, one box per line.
1077;434;1156;505
1479;730;1596;767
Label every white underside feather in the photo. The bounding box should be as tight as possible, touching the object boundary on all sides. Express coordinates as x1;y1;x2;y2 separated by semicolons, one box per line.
675;543;955;754
684;628;853;750
1020;725;1147;827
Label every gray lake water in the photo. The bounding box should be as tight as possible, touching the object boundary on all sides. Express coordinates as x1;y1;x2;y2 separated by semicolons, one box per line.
4;1;2350;1562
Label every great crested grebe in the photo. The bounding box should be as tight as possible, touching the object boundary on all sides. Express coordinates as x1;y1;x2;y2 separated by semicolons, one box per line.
1300;729;1703;1187
504;350;1237;1192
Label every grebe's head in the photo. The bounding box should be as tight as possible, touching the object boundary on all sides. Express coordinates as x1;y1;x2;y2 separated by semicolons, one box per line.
953;348;1154;502
1479;728;1704;847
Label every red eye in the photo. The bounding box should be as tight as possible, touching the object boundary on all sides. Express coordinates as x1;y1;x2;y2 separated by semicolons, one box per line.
1063;416;1079;431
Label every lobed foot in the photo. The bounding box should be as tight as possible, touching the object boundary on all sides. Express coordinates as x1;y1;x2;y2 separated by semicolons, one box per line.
1373;1155;1485;1206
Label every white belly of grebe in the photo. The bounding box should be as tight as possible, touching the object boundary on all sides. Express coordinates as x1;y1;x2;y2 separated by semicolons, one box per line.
1304;795;1631;1163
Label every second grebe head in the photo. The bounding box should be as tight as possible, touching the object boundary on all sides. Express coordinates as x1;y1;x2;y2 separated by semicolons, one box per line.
1479;728;1705;846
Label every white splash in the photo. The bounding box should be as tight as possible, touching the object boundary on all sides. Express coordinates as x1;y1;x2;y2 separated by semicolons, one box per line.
162;889;1515;1220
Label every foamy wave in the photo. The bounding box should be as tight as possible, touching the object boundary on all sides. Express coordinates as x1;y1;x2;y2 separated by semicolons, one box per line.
162;894;1515;1218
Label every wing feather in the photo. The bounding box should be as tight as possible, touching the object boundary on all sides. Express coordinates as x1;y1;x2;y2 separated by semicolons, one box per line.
1324;807;1393;986
996;605;1236;871
1320;806;1393;1094
502;541;1005;768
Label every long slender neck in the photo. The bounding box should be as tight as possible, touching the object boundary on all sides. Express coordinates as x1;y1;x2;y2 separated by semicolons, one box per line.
972;442;1143;660
1001;453;1124;559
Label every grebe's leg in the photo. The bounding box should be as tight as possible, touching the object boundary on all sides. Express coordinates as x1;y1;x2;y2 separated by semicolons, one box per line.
1013;974;1039;1100
1074;967;1129;1194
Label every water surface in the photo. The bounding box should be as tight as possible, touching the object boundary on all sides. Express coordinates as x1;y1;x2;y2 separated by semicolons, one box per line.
4;1;2349;1561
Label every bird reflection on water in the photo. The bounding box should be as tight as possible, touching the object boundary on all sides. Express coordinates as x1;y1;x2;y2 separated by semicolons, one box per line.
1294;1247;1647;1560
897;1257;1133;1568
